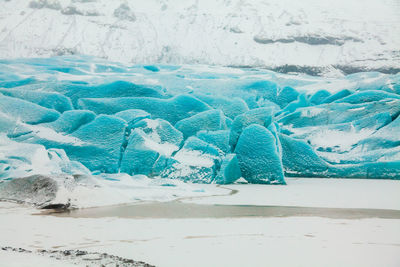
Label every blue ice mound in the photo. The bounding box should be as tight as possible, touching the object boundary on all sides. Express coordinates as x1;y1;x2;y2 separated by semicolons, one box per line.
356;116;400;151
55;81;166;105
193;93;249;119
342;162;400;179
0;77;37;89
69;115;126;172
143;65;160;72
288;112;392;153
279;133;329;177
0;94;60;124
280;133;400;179
321;89;353;103
162;137;221;183
0;89;73;113
309;90;331;105
43;110;96;134
132;119;183;147
214;154;242;184
0;120;32;140
0;135;90;180
234;124;285;184
242;80;279;105
0;114;13;133
183;136;220;156
278;93;310;116
120;119;182;175
244;96;281;110
175;109;228;139
229;107;274;148
345;72;400;94
114;109;151;128
197;130;231;154
1;56;400;183
279;99;400;128
276;86;299;108
7;114;128;173
334;90;400;104
322;146;400;165
120;128;166;176
78;94;211;124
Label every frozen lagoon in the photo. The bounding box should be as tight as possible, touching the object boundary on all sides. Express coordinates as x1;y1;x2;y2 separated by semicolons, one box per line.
52;178;400;219
1;178;400;267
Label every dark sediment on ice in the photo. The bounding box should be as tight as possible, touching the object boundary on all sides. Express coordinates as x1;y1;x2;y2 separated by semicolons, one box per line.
1;247;154;267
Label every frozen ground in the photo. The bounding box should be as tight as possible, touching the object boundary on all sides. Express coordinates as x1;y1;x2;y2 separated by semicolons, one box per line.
0;249;74;267
1;0;399;75
186;178;400;210
0;247;152;267
1;178;399;267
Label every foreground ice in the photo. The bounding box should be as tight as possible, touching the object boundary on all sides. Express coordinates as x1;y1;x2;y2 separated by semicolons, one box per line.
2;182;400;266
0;56;399;206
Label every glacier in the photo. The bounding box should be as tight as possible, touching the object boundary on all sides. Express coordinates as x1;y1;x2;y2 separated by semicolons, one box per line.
0;55;400;206
0;2;399;266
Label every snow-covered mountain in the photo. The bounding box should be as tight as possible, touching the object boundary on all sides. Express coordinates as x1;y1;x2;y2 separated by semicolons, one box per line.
1;0;399;75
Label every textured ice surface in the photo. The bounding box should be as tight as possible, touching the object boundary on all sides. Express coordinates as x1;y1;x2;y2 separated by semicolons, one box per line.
0;94;60;124
43;110;96;134
114;109;151;129
120;119;183;176
229;107;274;149
175;109;228;139
0;56;399;191
0;88;73;113
276;86;300;108
235;124;285;184
69;115;127;172
214;154;242;184
78;95;211;124
120;128;170;176
197;130;231;154
162;136;221;183
194;94;249;119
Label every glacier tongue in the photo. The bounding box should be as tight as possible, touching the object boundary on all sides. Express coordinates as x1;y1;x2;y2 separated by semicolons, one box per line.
0;56;400;208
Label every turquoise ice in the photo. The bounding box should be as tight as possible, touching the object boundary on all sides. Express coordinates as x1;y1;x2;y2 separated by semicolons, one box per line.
1;56;399;183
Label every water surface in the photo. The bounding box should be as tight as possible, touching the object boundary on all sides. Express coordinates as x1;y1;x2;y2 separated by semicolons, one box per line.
49;202;400;220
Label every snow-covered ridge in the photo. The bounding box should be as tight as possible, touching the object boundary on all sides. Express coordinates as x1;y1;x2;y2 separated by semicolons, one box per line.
1;0;399;75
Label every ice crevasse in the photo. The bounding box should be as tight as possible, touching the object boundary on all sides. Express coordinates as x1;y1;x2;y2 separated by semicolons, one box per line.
1;56;400;186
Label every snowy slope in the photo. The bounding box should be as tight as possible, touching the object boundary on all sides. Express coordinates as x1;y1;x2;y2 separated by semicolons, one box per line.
0;0;399;75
